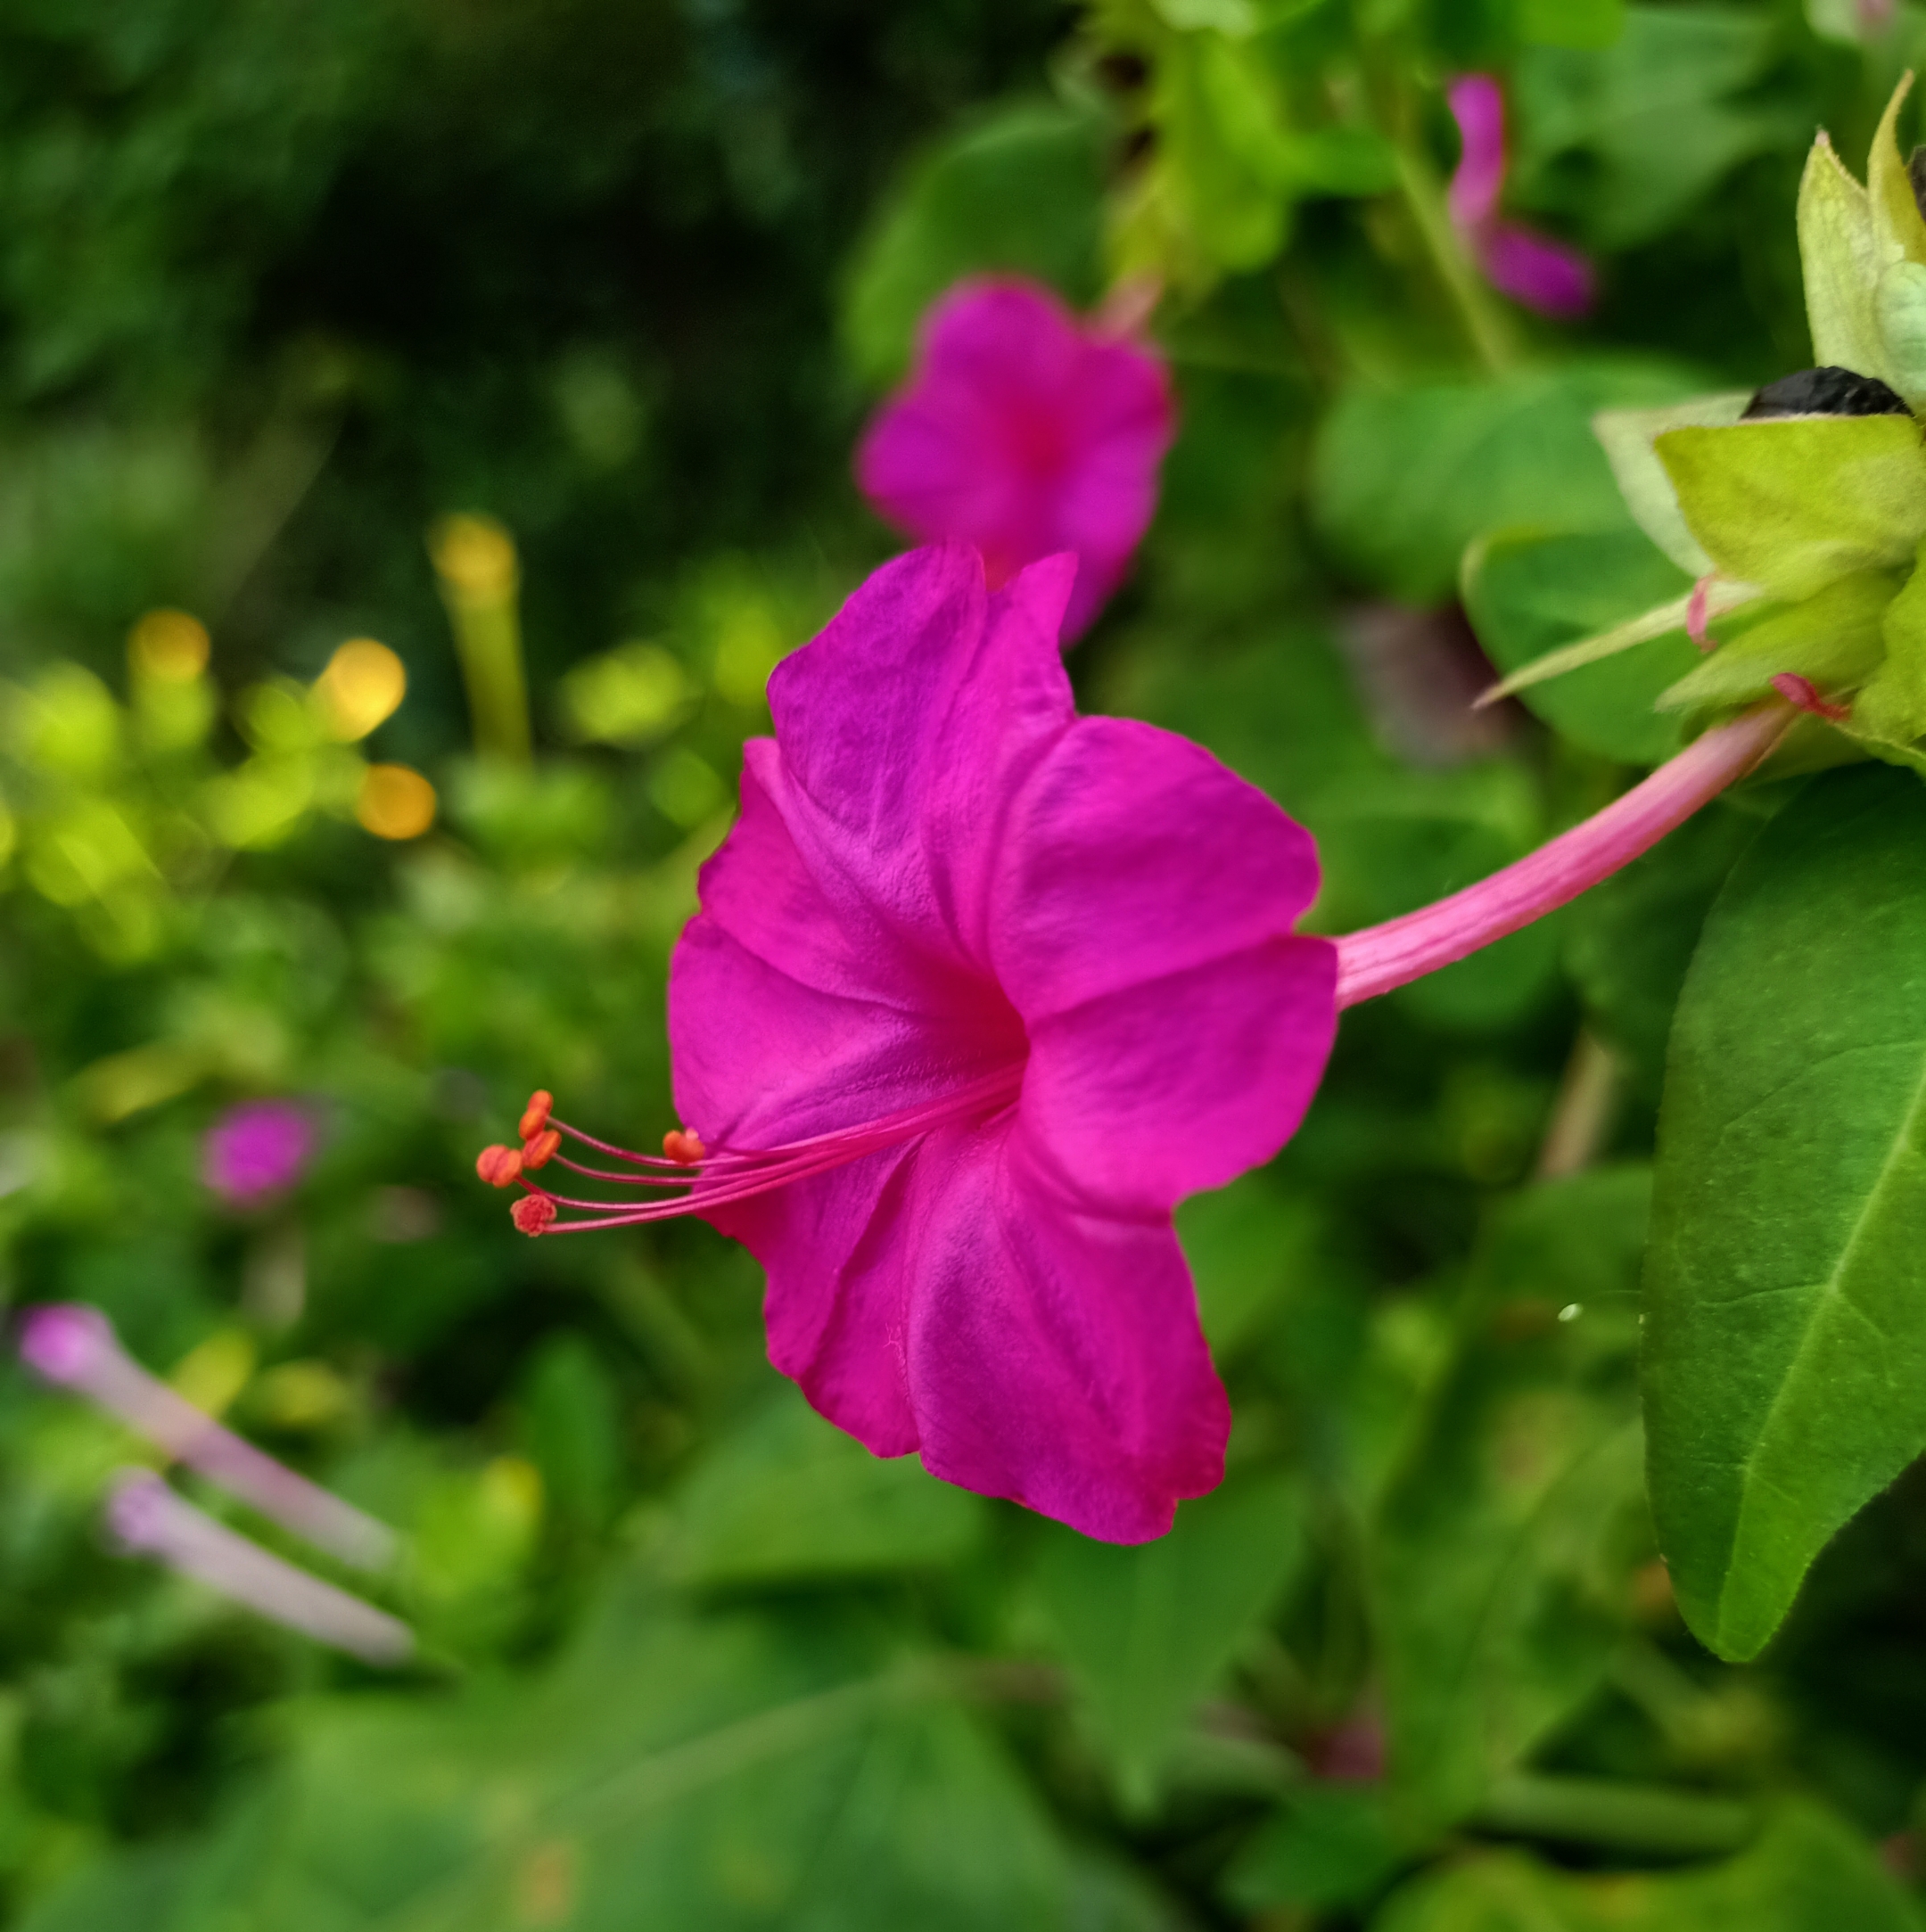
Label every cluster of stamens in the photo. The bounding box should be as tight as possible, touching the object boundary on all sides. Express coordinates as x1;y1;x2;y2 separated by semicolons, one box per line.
475;1073;1023;1237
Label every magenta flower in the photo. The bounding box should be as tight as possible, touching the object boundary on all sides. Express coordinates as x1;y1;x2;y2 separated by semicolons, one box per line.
855;279;1175;643
477;547;1795;1541
495;544;1332;1539
1446;75;1594;320
202;1099;314;1205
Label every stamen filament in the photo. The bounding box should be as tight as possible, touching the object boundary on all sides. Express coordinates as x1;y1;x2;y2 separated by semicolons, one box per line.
514;1066;1025;1235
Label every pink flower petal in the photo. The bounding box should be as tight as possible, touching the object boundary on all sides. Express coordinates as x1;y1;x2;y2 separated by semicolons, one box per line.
992;716;1336;1210
1476;221;1596;319
1446;74;1508;230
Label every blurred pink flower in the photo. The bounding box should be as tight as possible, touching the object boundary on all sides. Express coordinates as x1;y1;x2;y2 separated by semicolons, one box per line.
202;1099;314;1204
855;278;1175;642
1447;75;1594;319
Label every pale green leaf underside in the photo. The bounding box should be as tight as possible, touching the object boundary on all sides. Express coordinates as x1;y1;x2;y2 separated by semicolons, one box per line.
1593;390;1751;576
1645;766;1926;1661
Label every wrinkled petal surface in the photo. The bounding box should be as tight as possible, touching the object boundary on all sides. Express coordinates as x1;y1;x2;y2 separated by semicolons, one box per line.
855;279;1174;640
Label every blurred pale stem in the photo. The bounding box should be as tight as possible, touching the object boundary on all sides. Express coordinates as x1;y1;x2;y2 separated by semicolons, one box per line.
28;1308;394;1570
1393;138;1517;376
109;1471;412;1666
432;516;532;766
1535;1028;1622;1180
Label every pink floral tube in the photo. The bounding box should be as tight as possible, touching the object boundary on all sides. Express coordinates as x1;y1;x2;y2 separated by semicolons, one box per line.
20;1304;396;1573
107;1470;412;1666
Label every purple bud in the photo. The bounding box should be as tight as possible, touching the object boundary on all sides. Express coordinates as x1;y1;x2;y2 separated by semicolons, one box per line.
18;1303;113;1385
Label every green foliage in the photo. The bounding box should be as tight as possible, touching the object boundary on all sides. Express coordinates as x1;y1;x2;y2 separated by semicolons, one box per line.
1373;1171;1652;1823
1462;529;1695;763
4;4;1926;1928
1371;1800;1922;1930
1033;1473;1301;1807
1647;765;1926;1661
1313;366;1698;607
841;102;1109;387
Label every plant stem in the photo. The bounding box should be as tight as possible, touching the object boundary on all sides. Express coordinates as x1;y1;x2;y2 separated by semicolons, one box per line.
1536;1028;1621;1180
1394;140;1517;376
1335;703;1793;1008
1476;1772;1755;1856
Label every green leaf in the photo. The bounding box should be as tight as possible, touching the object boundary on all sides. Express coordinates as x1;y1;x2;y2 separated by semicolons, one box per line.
1033;1473;1302;1808
1518;0;1623;52
840;101;1106;386
1657;569;1900;714
1314;364;1704;605
1645;765;1926;1661
1513;9;1788;248
1656;416;1926;603
12;1846;197;1932
184;1604;1072;1932
1226;1784;1404;1913
1178;1173;1319;1361
1369;1799;1922;1932
1592;390;1752;577
1372;1171;1651;1821
667;1389;984;1587
1462;527;1698;764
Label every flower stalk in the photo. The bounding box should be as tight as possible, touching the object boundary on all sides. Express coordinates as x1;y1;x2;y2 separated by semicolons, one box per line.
1334;702;1793;1007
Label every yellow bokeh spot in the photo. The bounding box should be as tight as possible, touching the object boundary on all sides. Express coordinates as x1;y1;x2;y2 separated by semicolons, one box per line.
314;637;407;741
357;763;437;840
129;609;210;682
429;513;518;605
169;1329;258;1419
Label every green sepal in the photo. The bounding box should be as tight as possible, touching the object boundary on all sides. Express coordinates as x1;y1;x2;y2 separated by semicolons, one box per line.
1877;260;1926;415
1593;391;1754;576
1866;73;1926;273
1854;540;1926;745
1655;415;1926;601
1658;570;1899;711
1797;129;1888;379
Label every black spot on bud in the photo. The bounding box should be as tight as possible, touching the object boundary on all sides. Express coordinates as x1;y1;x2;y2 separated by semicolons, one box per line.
1742;366;1910;419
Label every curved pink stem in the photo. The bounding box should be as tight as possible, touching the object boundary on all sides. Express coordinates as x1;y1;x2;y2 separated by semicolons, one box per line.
1334;703;1793;1008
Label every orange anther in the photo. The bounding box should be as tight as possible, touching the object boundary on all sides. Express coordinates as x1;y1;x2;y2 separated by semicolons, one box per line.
519;1089;554;1141
663;1128;706;1166
512;1194;557;1236
476;1144;523;1188
522;1128;561;1170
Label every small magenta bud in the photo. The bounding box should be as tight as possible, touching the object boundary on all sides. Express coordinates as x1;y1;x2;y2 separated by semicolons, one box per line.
512;1195;557;1236
521;1128;561;1171
663;1128;706;1166
19;1303;114;1385
1768;672;1851;722
518;1090;554;1141
476;1145;523;1188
